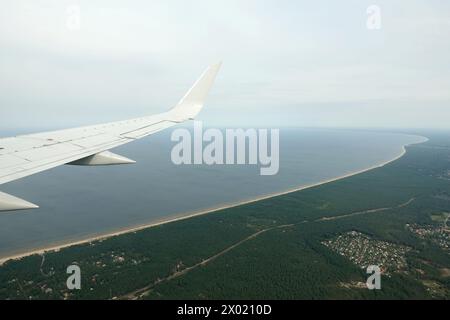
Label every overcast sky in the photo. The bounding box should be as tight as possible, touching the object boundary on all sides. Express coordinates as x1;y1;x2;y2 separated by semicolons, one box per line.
1;0;449;130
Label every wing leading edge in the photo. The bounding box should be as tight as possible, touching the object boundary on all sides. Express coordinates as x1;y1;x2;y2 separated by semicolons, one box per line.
0;62;222;211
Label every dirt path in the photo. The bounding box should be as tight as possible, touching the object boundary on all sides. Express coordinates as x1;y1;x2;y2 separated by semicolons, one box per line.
317;197;415;222
39;254;47;277
120;224;295;300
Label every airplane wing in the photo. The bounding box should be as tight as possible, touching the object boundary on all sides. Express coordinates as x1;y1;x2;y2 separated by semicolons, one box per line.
0;63;222;211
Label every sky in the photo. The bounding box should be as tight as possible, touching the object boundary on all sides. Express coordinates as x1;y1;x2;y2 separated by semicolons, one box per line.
0;0;449;130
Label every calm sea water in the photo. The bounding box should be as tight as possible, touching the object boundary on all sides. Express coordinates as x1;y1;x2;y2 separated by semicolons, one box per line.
0;127;425;258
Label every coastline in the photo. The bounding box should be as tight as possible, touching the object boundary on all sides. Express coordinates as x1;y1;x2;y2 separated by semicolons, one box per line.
0;136;428;265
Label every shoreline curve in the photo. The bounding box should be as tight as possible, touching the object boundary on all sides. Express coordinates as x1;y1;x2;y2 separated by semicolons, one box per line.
0;135;429;265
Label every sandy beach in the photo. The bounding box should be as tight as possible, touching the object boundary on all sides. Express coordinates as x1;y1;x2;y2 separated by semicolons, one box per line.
0;136;428;265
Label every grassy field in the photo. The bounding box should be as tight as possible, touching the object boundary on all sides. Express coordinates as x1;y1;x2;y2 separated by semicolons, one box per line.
1;131;450;300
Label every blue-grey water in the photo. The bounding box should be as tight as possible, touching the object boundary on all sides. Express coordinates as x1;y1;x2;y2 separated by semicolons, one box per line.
0;127;425;259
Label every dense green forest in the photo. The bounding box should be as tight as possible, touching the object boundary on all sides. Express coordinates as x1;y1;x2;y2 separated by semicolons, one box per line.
0;130;449;299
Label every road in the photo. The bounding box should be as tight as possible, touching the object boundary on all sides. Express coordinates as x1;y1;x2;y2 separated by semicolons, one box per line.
120;224;295;300
317;198;415;222
121;197;416;299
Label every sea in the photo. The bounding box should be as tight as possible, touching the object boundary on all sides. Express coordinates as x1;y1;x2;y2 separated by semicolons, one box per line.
0;127;426;259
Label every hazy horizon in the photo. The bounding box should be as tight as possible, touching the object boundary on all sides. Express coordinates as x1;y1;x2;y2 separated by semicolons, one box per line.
1;1;449;129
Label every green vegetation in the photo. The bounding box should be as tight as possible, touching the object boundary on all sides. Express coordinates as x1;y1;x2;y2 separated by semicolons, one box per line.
1;131;450;300
430;212;450;225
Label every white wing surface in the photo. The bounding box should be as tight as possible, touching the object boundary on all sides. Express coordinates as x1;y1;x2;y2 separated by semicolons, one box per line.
0;63;222;211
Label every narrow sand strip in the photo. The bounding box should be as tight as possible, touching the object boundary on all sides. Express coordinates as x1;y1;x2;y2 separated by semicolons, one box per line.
0;136;428;265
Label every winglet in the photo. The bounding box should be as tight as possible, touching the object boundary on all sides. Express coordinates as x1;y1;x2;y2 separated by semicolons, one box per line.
168;62;222;122
0;191;39;212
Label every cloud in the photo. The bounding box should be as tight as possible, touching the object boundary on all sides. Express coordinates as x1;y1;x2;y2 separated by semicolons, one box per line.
0;0;449;129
